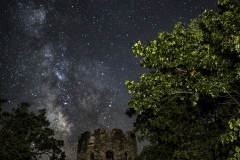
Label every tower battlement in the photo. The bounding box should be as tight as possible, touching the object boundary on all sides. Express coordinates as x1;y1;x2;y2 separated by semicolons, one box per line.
77;128;138;160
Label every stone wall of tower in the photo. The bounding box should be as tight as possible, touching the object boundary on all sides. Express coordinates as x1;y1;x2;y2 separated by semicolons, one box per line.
77;128;138;160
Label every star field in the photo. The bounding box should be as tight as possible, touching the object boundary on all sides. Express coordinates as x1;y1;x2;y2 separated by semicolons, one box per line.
0;0;219;159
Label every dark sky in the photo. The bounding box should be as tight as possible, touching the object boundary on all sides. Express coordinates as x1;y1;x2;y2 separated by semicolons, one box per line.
0;0;219;159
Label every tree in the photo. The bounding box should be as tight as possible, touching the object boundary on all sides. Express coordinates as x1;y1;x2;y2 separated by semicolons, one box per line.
125;0;240;159
221;118;240;160
0;101;66;160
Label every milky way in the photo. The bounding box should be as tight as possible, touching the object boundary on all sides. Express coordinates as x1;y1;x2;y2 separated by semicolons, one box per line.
0;0;219;159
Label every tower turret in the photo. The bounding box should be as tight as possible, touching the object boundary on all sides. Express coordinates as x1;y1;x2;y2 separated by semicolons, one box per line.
77;128;138;160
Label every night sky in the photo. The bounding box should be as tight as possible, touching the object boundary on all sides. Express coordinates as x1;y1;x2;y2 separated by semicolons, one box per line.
0;0;220;159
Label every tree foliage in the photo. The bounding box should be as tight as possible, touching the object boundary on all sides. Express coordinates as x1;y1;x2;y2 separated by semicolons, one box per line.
0;101;66;160
125;0;240;159
221;118;240;160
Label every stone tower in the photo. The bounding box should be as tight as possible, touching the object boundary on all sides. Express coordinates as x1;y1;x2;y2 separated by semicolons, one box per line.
77;128;138;160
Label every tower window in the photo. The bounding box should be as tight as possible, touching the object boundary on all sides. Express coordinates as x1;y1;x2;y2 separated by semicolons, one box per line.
106;151;113;160
125;152;127;160
90;153;94;160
